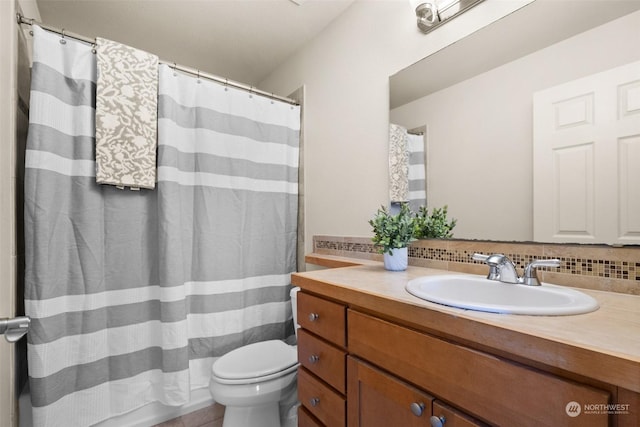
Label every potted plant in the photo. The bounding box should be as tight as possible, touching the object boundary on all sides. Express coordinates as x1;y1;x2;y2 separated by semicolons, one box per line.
369;203;416;271
413;205;457;239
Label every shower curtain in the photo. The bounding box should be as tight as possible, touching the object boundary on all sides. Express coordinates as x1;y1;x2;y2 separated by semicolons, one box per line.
24;26;300;427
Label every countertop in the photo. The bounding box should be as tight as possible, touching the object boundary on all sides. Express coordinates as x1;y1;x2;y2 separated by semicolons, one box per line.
292;255;640;393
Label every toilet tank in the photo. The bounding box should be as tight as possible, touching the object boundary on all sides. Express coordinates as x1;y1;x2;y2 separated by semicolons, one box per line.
290;286;300;338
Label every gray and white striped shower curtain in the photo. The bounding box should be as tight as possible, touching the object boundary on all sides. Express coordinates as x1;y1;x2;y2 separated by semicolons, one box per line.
24;26;300;427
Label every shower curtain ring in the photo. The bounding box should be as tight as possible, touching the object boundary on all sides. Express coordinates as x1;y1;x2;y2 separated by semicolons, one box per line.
224;78;228;91
197;69;201;83
172;63;177;76
60;29;67;45
249;86;253;98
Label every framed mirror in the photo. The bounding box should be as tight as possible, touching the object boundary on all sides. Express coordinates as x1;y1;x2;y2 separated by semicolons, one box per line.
389;0;640;244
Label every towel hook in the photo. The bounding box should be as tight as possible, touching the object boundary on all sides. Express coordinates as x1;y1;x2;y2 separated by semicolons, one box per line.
60;29;67;45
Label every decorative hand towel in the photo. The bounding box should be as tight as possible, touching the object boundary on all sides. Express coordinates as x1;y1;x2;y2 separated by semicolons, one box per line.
389;123;409;202
95;37;158;189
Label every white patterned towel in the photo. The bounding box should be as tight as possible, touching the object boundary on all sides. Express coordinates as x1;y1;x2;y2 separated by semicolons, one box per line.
95;38;158;190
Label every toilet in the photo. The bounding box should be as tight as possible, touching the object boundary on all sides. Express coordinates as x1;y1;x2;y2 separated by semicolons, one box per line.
209;287;301;427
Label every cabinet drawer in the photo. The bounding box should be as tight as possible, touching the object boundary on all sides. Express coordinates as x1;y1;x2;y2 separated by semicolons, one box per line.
348;309;609;427
298;367;346;427
432;400;487;427
298;406;323;427
298;292;346;347
298;328;346;393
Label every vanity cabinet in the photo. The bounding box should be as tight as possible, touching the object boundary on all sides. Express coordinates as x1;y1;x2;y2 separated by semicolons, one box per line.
296;289;620;427
348;309;609;426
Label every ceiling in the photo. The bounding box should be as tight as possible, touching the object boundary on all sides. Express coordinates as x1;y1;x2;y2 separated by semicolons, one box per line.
35;0;355;86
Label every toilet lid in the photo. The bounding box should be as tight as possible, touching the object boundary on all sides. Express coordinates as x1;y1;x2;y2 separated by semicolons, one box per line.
212;340;298;381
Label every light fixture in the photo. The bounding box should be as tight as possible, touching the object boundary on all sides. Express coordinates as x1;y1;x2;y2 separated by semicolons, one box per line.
411;1;440;32
410;0;485;34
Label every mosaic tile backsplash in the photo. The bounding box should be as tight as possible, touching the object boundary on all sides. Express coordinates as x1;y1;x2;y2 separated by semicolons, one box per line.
313;236;640;295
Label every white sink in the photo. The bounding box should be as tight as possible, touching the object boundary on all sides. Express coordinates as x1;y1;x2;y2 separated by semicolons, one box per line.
406;274;599;315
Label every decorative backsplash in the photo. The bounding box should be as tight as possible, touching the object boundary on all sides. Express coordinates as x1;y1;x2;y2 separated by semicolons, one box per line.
313;236;640;295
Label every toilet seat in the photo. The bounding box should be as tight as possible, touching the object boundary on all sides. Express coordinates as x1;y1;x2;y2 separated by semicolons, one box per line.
212;340;298;385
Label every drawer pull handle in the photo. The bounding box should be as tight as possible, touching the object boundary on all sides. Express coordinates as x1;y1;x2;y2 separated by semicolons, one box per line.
410;402;425;417
308;313;319;321
309;354;320;364
310;397;320;407
430;415;447;427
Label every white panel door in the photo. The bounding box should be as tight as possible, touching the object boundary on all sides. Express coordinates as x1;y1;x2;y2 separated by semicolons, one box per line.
533;60;640;244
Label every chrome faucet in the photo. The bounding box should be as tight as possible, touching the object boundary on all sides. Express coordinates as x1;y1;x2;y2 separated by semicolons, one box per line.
472;253;561;286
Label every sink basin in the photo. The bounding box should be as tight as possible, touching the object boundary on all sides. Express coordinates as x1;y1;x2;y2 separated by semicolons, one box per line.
406;274;599;315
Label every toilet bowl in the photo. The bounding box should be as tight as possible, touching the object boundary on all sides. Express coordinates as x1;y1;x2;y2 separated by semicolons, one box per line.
209;287;301;427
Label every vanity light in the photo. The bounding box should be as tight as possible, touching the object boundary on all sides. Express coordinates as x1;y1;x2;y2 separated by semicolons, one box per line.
409;0;485;34
410;0;440;31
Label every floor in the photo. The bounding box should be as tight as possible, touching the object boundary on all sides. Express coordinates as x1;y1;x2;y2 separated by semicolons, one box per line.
152;403;225;427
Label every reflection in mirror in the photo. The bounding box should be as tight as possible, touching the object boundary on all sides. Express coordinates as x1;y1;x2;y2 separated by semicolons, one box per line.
389;1;640;244
388;123;426;212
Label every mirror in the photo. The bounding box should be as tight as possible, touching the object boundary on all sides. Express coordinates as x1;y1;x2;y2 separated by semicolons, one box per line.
389;0;640;244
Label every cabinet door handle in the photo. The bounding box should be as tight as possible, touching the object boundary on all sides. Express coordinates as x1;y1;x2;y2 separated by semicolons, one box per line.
430;415;447;427
410;402;425;416
310;397;320;407
308;354;320;364
308;313;319;321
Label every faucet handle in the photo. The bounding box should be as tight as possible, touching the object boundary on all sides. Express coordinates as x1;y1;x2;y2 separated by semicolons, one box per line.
472;253;489;262
522;259;561;286
472;253;499;280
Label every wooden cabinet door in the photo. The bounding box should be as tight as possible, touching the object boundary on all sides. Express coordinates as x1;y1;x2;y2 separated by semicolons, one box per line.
347;356;434;427
432;400;488;427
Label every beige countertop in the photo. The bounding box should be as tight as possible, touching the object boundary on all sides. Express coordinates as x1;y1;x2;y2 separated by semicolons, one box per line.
292;258;640;393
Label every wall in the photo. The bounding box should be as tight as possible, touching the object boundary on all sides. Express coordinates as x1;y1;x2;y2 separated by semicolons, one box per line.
1;1;39;425
0;0;18;423
259;0;533;255
390;10;640;241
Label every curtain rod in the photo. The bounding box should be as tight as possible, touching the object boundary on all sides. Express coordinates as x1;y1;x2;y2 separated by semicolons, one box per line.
16;13;300;106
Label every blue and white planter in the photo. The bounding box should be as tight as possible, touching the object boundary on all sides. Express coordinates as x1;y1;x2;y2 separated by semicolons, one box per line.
383;247;408;271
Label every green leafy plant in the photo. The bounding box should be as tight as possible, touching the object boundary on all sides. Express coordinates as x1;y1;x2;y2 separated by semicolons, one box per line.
369;203;417;255
413;205;457;239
